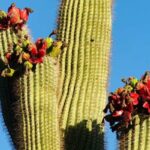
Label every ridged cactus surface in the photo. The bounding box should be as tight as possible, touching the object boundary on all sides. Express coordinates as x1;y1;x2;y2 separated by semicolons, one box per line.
0;28;61;150
0;28;19;133
57;0;112;149
119;117;150;150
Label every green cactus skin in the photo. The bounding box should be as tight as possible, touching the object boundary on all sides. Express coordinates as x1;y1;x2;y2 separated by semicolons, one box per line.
119;116;150;150
57;0;112;149
0;28;61;150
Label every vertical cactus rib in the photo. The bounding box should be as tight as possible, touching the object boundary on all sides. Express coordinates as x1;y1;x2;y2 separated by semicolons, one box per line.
75;0;89;124
43;61;50;150
127;129;132;150
48;59;61;150
33;65;41;150
22;75;31;150
58;0;78;121
57;0;73;104
57;0;69;41
39;63;45;150
138;120;146;150
28;72;36;150
66;0;84;126
57;0;112;149
1;30;8;53
19;77;26;149
145;118;150;150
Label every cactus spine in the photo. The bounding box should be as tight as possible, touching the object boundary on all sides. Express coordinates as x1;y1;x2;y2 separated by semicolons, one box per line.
0;28;61;150
57;0;112;149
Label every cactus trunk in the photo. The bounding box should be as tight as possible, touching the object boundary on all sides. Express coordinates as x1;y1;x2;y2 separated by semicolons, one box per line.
57;0;112;149
0;29;61;150
119;116;150;150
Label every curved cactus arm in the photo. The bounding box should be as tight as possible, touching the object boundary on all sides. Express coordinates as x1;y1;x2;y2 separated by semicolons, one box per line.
0;29;18;132
0;29;16;147
57;0;112;149
0;25;61;150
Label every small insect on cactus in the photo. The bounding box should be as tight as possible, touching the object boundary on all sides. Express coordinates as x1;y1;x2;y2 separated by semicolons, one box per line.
0;3;63;150
104;71;150;150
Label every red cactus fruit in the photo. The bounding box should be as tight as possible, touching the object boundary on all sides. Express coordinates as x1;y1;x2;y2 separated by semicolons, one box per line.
28;43;38;55
36;38;47;50
7;3;21;25
130;92;139;105
29;57;43;64
143;101;150;113
38;49;46;57
5;52;11;60
20;8;33;23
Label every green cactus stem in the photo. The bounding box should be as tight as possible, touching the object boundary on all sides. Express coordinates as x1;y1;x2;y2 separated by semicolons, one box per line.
119;116;150;150
0;28;61;150
57;0;112;149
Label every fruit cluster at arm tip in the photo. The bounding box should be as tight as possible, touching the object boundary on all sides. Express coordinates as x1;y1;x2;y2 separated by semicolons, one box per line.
0;3;65;77
0;3;33;31
103;71;150;135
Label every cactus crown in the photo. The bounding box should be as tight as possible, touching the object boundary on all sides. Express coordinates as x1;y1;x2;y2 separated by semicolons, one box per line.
0;4;62;150
104;71;150;137
0;3;63;77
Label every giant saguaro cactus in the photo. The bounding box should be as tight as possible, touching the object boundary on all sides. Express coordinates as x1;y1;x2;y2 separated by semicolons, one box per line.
0;1;112;150
57;0;112;149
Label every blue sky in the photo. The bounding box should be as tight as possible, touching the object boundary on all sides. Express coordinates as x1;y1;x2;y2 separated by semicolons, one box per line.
0;0;150;150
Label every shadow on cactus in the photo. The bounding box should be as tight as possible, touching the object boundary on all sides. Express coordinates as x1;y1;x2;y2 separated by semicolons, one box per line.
103;71;150;138
65;120;104;150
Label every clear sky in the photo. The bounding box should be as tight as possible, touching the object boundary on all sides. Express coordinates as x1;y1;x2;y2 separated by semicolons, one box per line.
0;0;150;150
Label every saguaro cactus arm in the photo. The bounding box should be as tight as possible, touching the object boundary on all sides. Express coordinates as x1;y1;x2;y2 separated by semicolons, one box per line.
0;4;61;150
104;72;150;150
57;0;112;149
